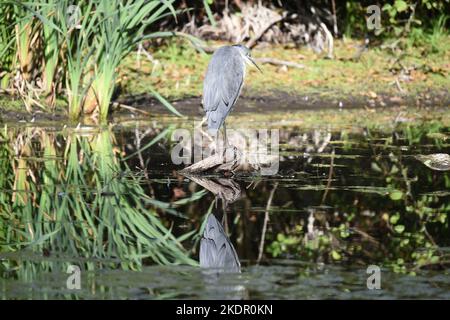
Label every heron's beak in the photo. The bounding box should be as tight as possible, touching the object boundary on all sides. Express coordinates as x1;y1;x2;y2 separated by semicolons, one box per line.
248;56;262;73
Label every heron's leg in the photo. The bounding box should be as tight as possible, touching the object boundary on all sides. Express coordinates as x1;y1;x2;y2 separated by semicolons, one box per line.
215;129;222;155
223;122;230;148
223;121;243;164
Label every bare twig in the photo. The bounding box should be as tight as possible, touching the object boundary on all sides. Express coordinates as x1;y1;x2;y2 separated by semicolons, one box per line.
321;147;335;204
331;0;338;36
197;117;214;142
350;227;380;246
255;57;305;69
134;126;154;197
0;88;17;94
112;102;150;115
320;22;334;59
136;43;160;74
394;78;405;93
423;225;438;247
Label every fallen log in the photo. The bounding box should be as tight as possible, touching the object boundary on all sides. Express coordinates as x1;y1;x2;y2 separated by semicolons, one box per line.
179;146;278;175
179;147;245;174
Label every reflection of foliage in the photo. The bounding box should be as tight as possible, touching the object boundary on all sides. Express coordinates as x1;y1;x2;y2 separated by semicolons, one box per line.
0;126;196;283
266;122;450;272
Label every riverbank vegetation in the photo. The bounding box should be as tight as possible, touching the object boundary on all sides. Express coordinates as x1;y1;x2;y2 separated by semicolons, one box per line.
0;1;449;121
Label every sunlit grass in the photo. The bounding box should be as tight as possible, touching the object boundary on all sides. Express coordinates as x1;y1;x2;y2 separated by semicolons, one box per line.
120;37;450;101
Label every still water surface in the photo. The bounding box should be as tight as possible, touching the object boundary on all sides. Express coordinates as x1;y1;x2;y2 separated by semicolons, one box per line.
0;110;449;299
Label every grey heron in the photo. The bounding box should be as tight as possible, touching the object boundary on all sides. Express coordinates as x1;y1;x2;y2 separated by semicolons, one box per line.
202;44;262;149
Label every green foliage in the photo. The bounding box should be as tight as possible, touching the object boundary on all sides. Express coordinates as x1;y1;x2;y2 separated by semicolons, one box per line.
406;14;449;54
0;0;182;120
343;1;367;38
0;4;16;89
267;233;300;258
343;1;449;41
202;0;216;27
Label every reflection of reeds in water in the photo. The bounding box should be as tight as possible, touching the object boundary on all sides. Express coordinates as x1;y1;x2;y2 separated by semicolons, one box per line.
0;127;196;277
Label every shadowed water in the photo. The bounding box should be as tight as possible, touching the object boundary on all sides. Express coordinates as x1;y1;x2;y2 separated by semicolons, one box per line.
0;111;449;299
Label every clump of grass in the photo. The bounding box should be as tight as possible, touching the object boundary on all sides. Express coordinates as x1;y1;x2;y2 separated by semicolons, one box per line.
60;0;180;119
0;0;183;120
407;14;449;54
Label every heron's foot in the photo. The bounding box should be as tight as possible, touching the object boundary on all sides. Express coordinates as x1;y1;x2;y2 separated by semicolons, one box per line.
213;139;228;155
221;145;243;162
232;146;243;159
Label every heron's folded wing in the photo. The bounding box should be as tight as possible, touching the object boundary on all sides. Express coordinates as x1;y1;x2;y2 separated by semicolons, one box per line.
216;241;241;271
203;67;221;112
202;51;223;112
222;53;244;108
203;49;244;112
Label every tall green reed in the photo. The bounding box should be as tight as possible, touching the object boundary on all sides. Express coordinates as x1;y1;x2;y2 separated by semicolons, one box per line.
0;3;16;90
1;0;182;120
40;0;63;106
45;0;180;119
90;0;178;119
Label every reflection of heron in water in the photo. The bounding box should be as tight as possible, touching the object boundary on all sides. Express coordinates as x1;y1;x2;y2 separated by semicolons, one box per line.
200;213;241;273
181;172;242;271
199;212;246;300
189;175;246;299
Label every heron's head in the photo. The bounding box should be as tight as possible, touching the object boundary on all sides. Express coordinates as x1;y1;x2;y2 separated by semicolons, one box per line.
233;44;262;73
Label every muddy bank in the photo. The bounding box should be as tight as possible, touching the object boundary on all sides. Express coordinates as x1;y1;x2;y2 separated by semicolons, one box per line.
1;89;449;123
117;89;450;117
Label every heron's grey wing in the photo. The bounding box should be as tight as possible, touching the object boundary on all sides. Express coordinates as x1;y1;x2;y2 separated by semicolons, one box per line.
203;47;230;113
203;48;244;132
202;58;221;113
200;214;220;268
216;239;241;272
221;52;244;109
